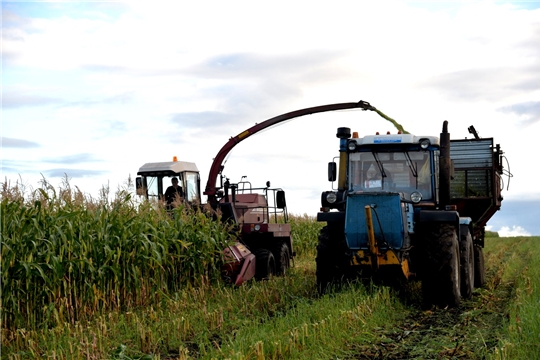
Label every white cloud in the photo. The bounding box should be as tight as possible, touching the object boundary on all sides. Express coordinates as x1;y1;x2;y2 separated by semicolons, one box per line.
1;0;539;232
496;225;532;238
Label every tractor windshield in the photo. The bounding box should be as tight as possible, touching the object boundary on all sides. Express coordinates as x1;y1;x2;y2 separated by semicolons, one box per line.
349;150;433;200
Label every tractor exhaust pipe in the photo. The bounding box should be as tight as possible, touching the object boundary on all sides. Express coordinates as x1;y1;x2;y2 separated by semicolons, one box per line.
439;121;451;207
337;127;351;190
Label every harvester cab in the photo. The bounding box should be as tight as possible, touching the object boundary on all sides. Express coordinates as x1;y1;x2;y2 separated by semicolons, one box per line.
135;158;201;204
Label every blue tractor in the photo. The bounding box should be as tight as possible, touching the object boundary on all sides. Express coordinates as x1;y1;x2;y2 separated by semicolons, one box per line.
316;122;508;307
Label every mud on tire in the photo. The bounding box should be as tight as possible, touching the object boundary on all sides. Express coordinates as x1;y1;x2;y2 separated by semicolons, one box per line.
459;226;475;299
474;245;485;288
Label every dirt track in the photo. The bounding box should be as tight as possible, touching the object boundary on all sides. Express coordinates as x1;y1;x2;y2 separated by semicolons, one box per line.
345;238;525;359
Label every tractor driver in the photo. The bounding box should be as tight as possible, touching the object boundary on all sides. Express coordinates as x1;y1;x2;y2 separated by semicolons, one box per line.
164;177;184;206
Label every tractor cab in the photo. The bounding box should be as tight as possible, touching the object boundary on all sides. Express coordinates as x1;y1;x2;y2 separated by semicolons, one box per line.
346;134;440;204
136;158;201;204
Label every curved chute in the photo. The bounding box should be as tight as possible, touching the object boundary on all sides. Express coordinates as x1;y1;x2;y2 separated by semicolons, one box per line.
204;100;380;206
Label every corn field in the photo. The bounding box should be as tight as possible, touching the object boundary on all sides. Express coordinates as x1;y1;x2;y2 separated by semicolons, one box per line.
1;177;236;331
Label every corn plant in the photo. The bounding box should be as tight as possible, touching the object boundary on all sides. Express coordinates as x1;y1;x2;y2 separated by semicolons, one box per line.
1;177;235;331
288;214;324;257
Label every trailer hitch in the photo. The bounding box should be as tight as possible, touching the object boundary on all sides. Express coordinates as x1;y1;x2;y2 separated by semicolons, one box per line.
362;205;412;279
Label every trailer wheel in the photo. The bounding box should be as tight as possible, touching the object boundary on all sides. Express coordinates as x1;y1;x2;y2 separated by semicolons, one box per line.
422;224;461;307
460;228;475;299
253;248;276;281
474;245;485;288
274;242;290;276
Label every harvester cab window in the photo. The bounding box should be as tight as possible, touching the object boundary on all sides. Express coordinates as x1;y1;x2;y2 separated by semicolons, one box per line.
146;176;159;199
164;175;184;203
184;172;200;203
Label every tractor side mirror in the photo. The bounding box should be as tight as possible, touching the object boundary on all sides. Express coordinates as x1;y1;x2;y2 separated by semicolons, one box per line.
135;177;145;196
328;162;337;182
276;190;286;209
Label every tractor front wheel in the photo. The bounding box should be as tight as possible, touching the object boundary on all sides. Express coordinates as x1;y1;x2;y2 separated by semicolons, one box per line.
316;225;347;294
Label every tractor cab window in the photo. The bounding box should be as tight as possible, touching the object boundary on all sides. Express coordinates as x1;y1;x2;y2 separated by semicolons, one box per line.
349;150;434;200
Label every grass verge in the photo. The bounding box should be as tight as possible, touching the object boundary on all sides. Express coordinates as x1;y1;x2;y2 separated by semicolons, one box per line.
2;256;408;359
490;237;540;359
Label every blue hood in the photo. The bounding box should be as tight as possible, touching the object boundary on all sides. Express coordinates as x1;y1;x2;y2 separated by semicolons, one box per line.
345;193;406;250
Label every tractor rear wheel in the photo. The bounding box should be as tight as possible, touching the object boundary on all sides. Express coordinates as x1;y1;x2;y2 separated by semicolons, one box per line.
422;224;461;308
460;227;475;299
474;245;485;288
274;242;290;276
253;248;276;281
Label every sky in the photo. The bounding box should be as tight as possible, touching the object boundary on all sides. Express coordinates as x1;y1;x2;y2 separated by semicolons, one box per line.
2;0;540;236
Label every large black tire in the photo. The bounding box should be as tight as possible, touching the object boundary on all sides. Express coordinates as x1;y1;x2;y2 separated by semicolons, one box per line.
316;225;348;294
253;248;276;281
274;242;290;276
459;227;475;299
474;245;485;288
315;226;335;294
422;224;461;308
316;240;335;294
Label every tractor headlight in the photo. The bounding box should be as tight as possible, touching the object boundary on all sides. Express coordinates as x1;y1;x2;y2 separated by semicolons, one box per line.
420;139;430;149
254;224;261;231
326;192;337;204
347;140;357;151
410;191;422;203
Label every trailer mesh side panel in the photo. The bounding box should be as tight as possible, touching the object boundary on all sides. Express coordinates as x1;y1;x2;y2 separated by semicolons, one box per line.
450;139;494;198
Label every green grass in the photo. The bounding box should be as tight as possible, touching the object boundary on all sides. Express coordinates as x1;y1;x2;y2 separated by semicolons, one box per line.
2;257;407;359
487;237;540;359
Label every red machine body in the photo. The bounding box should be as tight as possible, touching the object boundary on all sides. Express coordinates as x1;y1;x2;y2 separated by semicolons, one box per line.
205;101;377;284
